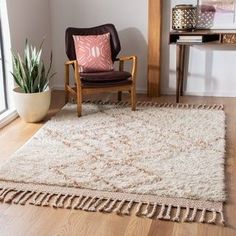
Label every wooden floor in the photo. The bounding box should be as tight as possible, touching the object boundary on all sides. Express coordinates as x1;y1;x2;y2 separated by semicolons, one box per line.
0;91;236;236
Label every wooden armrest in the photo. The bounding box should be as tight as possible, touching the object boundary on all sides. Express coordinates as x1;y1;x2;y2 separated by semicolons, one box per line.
116;55;137;62
65;60;81;87
116;56;137;82
65;60;77;66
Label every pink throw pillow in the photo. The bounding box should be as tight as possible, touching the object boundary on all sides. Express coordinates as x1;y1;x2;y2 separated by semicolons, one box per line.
73;33;114;73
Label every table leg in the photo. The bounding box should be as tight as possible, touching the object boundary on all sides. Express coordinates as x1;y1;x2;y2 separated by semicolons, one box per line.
176;44;183;103
180;45;186;96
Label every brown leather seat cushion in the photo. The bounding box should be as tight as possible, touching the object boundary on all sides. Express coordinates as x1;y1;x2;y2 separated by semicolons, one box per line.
81;78;132;88
80;71;131;83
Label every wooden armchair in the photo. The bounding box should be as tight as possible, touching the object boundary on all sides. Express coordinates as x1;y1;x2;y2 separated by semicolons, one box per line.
65;24;137;117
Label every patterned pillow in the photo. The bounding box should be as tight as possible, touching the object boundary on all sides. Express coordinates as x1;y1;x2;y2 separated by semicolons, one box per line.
73;33;114;73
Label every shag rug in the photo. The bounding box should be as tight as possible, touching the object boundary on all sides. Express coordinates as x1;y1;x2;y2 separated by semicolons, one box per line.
0;102;226;224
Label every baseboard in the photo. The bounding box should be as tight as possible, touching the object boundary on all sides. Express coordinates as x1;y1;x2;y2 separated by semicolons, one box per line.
136;88;147;94
162;90;236;98
0;110;18;129
52;85;236;98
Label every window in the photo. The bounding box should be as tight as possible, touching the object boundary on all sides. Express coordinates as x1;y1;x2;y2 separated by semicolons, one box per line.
0;0;17;128
0;17;8;115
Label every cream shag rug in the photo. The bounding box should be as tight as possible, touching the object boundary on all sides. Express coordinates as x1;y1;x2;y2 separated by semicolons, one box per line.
0;102;226;224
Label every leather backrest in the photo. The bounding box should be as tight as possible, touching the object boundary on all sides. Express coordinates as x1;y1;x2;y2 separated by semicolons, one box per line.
65;24;121;62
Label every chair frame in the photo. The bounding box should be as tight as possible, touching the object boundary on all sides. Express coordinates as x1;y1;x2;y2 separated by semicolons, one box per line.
65;55;137;117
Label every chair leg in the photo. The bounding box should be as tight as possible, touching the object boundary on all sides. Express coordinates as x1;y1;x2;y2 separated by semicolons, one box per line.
118;91;122;101
77;89;82;117
65;87;69;104
131;87;136;111
65;65;70;104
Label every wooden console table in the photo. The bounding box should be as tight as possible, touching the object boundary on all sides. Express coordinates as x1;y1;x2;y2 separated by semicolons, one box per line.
169;30;236;103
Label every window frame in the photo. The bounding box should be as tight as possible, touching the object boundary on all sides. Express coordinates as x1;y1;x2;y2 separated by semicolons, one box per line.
0;15;8;115
0;0;18;129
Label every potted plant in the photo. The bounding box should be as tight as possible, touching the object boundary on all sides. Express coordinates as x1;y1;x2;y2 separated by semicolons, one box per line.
11;40;55;123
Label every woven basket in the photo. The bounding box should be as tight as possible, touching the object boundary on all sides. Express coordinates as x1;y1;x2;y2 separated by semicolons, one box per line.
197;5;216;29
172;4;197;31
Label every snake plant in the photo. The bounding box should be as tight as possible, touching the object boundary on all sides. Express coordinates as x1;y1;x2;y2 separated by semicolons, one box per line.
11;39;55;93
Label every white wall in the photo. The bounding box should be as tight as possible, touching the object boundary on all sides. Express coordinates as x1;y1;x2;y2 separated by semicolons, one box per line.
162;1;236;97
6;0;52;63
2;0;52;111
49;0;148;92
5;0;236;97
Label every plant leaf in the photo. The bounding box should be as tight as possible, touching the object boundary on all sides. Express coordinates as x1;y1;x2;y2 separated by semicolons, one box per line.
11;39;55;93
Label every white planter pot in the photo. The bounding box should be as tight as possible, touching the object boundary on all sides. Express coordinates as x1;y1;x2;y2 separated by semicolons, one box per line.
13;87;51;123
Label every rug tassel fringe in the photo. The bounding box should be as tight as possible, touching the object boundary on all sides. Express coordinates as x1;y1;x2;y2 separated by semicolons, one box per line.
189;207;197;222
19;191;36;205
89;198;103;212
78;196;90;210
172;206;181;222
57;194;70;208
35;193;49;206
135;202;143;216
52;194;63;208
4;190;22;204
29;192;42;205
82;101;224;111
72;195;83;210
183;207;190;222
0;189;13;202
163;204;172;220
142;203;151;216
157;204;166;219
0;188;7;196
98;198;111;212
14;191;30;205
42;193;56;207
64;194;75;209
0;188;225;225
104;199;118;213
220;211;225;225
146;203;157;218
123;200;134;215
208;210;217;224
199;209;206;223
114;200;126;215
83;197;97;211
